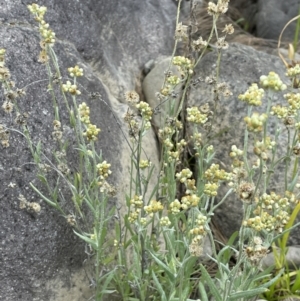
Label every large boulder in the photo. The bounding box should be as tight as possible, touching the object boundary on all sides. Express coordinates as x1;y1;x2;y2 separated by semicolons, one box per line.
0;0;176;300
189;43;300;244
143;43;300;245
255;0;300;41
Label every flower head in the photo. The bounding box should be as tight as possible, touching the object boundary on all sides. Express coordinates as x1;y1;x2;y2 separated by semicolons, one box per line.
260;72;287;91
68;65;83;77
125;91;140;104
222;24;234;35
62;81;81;95
244;112;268;132
187;107;208;124
238;83;264;106
175;22;188;41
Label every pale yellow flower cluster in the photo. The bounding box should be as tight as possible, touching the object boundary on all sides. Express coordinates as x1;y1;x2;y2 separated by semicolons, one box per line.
253;137;275;160
207;0;229;16
191;132;202;147
78;102;101;141
181;194;200;210
166;75;181;86
27;3;47;22
228;146;245;186
167;139;186;163
144;200;164;216
271;104;289;119
160;216;171;227
243;191;297;233
78;102;90;124
205;163;231;182
204;182;219;197
169;176;199;213
97;161;112;180
172;56;193;76
139;159;151;169
159;125;175;141
286;64;300;77
176;168;193;183
62;80;81;96
260;72;287;91
189;213;208;244
244;112;268;132
229;145;243;157
84;124;101;142
136;101;152;119
169;199;181;214
163;137;174;149
187;107;208;124
185;179;197;195
270;91;300;129
284;93;300;110
68;65;84;77
128;195;143;223
128;211;139;223
204;164;231;197
28;3;55;61
130;195;143;209
238;83;264;106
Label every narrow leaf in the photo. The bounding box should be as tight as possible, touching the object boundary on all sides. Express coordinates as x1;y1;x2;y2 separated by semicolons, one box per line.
228;287;268;300
151;270;167;301
30;183;57;208
200;265;222;301
199;281;209;301
73;230;97;249
148;251;175;282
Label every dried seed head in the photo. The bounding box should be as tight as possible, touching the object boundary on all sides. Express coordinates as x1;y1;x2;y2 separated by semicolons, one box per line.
238;182;255;202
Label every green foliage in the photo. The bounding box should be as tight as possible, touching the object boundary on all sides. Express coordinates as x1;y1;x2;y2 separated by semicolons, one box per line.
262;202;300;301
1;1;300;301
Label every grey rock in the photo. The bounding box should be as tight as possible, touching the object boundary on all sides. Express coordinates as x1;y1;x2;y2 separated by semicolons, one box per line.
0;0;174;300
143;57;183;130
256;0;300;40
189;43;300;244
261;246;300;269
143;43;300;245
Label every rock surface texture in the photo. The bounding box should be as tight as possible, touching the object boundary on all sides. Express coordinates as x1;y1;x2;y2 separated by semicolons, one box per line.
0;0;175;300
1;1;300;301
143;43;300;245
255;0;300;40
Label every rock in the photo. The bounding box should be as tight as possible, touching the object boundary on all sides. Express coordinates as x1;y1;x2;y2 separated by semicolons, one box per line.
142;43;300;245
261;245;300;269
255;0;300;41
0;0;175;300
188;43;300;244
142;57;183;130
